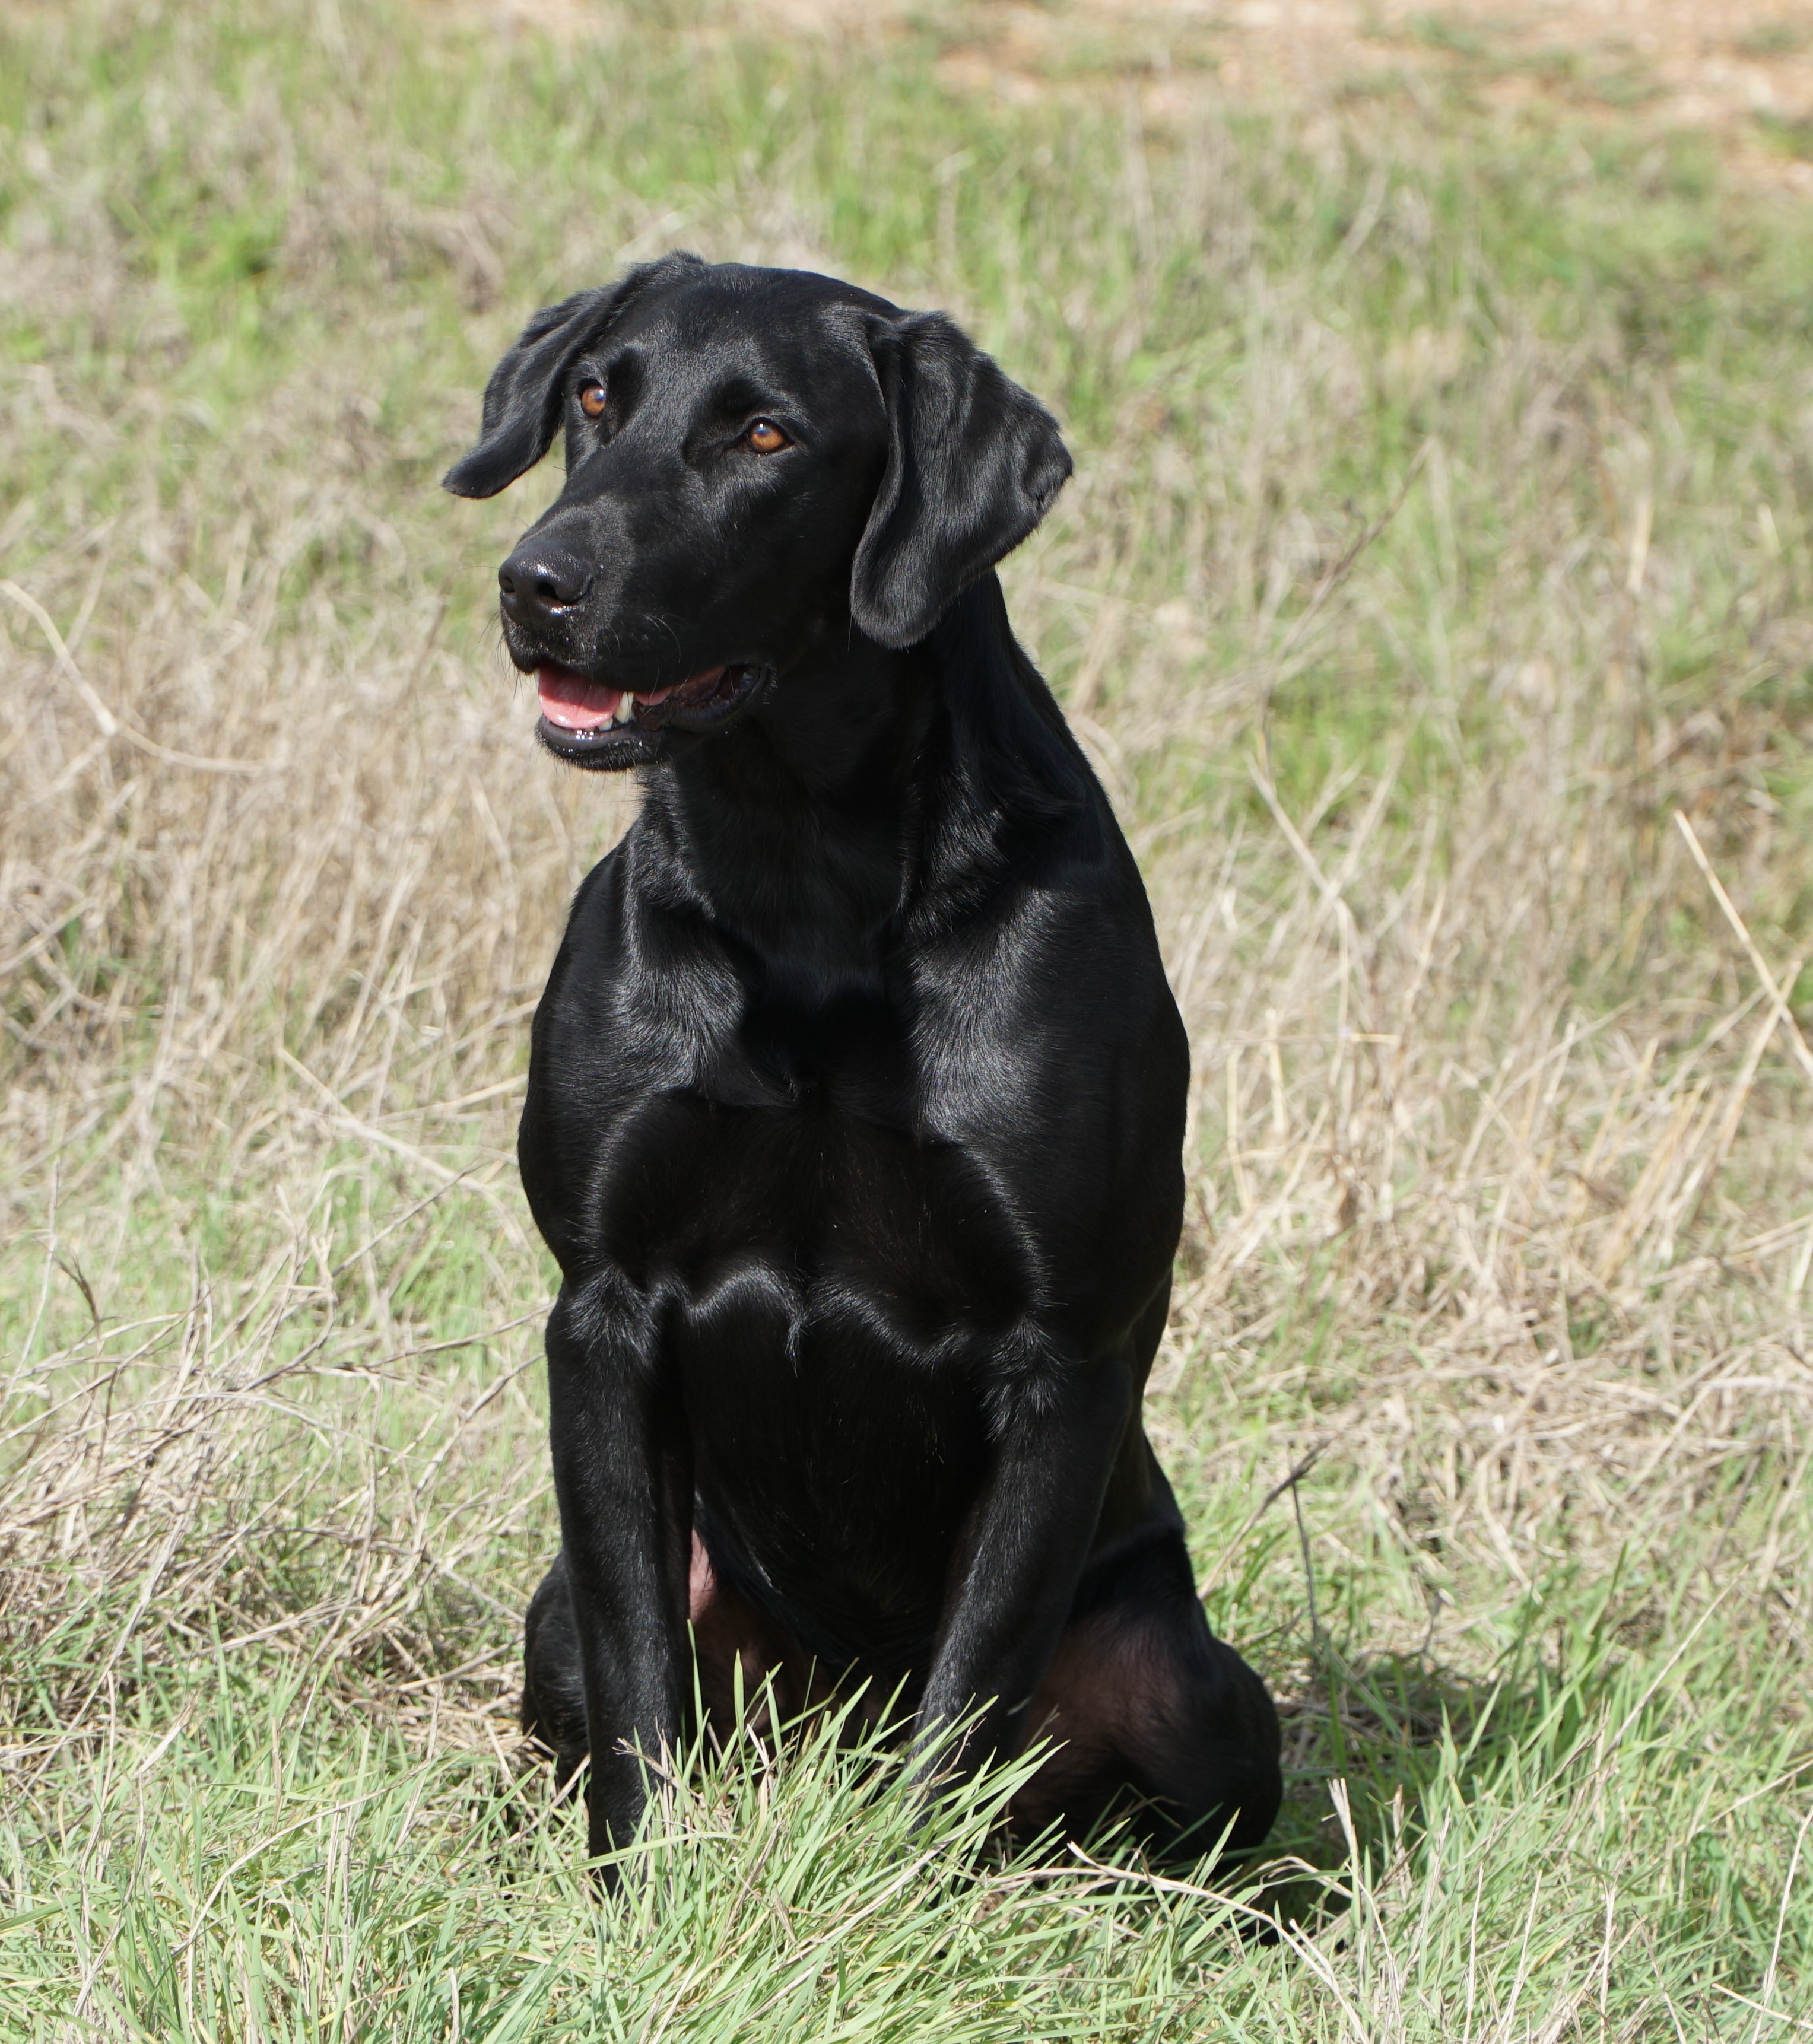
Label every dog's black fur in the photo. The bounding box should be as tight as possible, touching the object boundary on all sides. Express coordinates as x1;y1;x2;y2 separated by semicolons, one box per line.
447;254;1281;1874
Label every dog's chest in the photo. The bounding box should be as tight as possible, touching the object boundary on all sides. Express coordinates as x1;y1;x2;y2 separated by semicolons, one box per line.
604;1072;1033;1638
601;1073;1033;1346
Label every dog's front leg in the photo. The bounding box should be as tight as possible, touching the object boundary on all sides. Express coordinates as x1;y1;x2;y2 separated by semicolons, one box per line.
545;1279;691;1875
916;1345;1131;1781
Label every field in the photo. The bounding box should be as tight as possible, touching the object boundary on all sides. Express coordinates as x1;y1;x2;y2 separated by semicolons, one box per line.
3;0;1812;2035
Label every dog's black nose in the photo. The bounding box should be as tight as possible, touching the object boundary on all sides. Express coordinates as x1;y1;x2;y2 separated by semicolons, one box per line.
498;546;593;619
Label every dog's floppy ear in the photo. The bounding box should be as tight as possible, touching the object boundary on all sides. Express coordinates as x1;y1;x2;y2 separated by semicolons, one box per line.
850;313;1071;650
443;252;704;499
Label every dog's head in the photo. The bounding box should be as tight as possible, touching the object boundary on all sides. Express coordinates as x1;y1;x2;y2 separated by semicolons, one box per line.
445;255;1071;769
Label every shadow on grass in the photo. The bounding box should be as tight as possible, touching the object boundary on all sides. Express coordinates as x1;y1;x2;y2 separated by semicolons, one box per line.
1256;1645;1550;1930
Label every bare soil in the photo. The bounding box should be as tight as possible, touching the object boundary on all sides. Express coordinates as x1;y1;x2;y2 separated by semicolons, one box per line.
461;0;1813;191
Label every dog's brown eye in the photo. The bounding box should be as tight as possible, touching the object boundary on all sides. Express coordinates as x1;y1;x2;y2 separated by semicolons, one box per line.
745;419;790;454
577;383;607;420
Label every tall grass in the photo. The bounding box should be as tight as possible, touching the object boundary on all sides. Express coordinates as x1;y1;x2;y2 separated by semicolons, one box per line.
2;1;1811;2035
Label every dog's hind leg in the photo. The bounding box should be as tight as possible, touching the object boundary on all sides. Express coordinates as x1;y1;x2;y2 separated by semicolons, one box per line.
1009;1530;1281;1868
522;1552;590;1787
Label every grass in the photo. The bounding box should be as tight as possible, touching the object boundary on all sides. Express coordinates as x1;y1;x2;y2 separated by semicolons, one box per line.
2;0;1812;2035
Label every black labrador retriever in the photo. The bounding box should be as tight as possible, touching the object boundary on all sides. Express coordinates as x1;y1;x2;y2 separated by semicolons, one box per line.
446;253;1281;1875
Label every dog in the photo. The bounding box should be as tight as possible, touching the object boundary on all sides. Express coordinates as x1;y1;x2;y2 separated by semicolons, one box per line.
446;253;1281;1877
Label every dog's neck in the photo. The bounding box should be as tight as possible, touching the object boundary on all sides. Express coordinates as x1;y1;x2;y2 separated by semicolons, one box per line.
637;578;1087;1013
640;625;939;1008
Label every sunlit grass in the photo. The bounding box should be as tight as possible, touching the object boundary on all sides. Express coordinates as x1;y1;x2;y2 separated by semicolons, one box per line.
3;1;1811;2036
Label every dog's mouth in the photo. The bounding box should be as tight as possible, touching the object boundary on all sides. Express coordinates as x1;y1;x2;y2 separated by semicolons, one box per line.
534;661;769;768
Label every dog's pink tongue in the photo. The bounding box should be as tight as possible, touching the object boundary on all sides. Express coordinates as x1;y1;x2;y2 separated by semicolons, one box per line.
537;665;623;730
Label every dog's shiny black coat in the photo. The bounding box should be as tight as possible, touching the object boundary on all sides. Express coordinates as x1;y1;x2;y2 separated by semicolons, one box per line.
447;255;1281;1872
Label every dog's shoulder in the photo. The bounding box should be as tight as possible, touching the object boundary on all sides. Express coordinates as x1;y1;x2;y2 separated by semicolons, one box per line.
919;583;1169;980
529;827;741;1082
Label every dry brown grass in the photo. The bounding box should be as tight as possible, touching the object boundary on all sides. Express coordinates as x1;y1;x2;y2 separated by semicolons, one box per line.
9;347;1809;1718
2;1;1811;2030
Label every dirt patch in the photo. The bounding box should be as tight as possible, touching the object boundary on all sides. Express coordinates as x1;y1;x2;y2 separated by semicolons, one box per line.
450;0;1813;190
